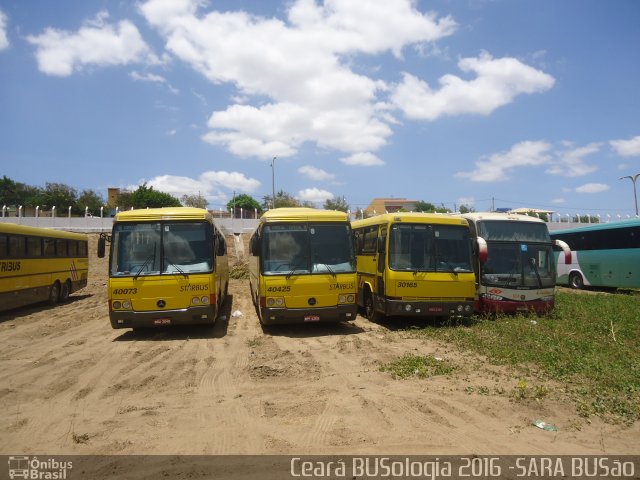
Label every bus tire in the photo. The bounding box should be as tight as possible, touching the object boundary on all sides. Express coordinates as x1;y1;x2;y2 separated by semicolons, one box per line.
364;290;383;323
60;280;72;302
569;272;584;289
48;281;61;306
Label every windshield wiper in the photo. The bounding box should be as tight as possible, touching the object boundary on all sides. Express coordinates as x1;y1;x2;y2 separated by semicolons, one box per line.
528;258;543;288
134;248;156;280
438;258;458;277
166;260;188;278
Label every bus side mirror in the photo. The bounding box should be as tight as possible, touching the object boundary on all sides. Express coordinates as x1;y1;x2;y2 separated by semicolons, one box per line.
250;235;260;256
554;239;572;264
217;238;226;256
477;236;488;264
377;237;385;254
97;235;106;258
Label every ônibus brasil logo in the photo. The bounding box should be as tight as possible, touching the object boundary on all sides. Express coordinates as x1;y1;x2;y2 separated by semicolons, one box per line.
8;456;73;479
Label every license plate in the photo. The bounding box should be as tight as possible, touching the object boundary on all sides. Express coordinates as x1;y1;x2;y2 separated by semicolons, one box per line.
304;315;320;322
153;318;171;325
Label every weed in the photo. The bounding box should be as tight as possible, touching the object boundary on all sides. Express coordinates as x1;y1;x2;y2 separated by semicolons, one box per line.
379;354;455;379
406;291;640;423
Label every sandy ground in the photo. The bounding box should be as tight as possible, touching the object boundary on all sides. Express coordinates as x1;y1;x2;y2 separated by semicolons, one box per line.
1;234;638;456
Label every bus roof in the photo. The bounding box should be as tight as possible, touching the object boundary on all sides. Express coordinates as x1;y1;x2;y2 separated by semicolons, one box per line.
0;222;88;240
459;212;545;224
352;212;469;229
260;208;349;223
115;207;213;222
549;217;640;235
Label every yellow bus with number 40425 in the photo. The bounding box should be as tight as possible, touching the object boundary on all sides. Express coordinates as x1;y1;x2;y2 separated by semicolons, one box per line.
98;207;229;329
352;213;476;321
248;208;357;325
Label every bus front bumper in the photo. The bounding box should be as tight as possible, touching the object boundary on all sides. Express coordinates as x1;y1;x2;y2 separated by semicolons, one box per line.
109;305;217;329
383;298;475;318
479;297;554;315
259;304;357;325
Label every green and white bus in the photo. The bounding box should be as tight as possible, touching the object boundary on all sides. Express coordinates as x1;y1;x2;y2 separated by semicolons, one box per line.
550;218;640;289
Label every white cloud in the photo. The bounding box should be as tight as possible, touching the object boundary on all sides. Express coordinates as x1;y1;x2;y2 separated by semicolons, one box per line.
130;70;180;94
551;198;566;204
298;165;336;182
545;142;601;177
391;52;555;121
339;152;385;166
0;10;9;50
456;140;553;182
130;170;261;205
575;183;609;194
297;187;334;203
26;11;156;76
610;135;640;157
139;0;456;160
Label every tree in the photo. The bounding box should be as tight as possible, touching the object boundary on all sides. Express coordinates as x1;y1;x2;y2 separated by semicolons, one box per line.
0;176;41;208
227;194;262;217
414;200;450;213
182;193;208;209
262;190;302;209
459;204;475;214
129;183;182;208
78;189;105;216
40;182;79;213
324;196;349;212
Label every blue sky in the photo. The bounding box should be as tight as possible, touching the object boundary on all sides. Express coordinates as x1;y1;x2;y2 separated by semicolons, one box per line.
1;0;639;217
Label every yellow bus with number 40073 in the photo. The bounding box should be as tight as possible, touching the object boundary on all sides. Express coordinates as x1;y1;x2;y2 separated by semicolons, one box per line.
98;207;229;330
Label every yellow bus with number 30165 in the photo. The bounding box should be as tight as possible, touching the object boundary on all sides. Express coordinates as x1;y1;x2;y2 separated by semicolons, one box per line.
351;213;476;321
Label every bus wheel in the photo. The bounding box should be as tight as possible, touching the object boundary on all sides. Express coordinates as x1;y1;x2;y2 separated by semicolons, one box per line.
60;280;72;302
364;290;382;322
569;272;584;289
48;282;61;305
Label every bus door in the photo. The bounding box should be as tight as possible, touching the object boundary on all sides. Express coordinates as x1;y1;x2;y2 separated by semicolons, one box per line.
376;225;387;299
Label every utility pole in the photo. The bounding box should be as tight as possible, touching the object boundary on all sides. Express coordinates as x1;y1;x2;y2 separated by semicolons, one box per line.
619;173;640;216
232;191;236;218
271;156;277;209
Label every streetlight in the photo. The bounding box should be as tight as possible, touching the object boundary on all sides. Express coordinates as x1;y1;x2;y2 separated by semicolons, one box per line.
270;156;276;209
619;173;640;217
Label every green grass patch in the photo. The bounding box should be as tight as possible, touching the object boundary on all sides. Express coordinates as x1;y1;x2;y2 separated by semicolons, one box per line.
380;354;455;379
409;291;640;423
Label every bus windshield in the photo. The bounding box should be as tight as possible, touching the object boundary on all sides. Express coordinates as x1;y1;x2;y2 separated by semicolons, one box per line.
110;222;212;276
389;224;473;273
261;223;355;275
482;243;555;288
478;220;550;242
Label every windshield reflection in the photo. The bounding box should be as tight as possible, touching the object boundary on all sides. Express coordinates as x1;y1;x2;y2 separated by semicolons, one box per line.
110;222;212;277
261;223;355;275
481;243;555;288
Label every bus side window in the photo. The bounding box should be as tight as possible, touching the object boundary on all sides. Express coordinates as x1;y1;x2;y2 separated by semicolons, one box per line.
9;235;26;257
217;232;226;256
0;235;8;259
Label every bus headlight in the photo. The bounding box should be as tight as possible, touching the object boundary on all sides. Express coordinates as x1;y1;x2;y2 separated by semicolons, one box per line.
347;294;355;303
113;301;122;309
275;297;284;306
457;305;463;312
405;304;412;312
465;305;472;312
192;296;200;305
339;294;346;303
122;300;131;309
201;296;210;304
267;298;275;307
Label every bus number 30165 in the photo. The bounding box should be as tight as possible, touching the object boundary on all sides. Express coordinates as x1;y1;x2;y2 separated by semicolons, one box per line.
113;288;138;295
397;282;417;288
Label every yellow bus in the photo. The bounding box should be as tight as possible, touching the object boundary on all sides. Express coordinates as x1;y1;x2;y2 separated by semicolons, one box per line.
352;213;476;321
248;208;357;325
98;207;229;329
0;222;88;311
